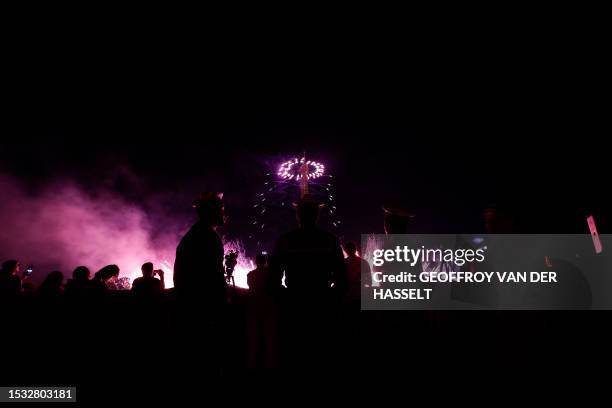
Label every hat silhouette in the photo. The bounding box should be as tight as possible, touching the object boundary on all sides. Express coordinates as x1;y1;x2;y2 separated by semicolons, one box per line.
292;194;325;209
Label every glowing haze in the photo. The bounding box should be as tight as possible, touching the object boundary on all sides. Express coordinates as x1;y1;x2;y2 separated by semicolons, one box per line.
0;174;253;289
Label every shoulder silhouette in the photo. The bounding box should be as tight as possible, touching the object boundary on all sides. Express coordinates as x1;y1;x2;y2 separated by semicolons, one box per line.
174;192;227;306
132;262;164;297
268;194;347;298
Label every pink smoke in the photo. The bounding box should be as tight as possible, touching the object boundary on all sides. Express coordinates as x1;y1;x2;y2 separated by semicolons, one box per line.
0;174;176;287
0;175;256;289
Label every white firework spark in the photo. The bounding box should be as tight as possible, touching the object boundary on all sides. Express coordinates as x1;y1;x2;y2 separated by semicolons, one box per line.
249;156;342;248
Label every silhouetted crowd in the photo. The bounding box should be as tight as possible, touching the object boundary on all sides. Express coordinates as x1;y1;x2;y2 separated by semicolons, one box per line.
0;192;374;372
0;262;139;299
1;191;595;378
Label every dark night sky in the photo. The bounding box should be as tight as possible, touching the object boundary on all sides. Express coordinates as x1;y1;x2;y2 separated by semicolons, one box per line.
2;36;610;253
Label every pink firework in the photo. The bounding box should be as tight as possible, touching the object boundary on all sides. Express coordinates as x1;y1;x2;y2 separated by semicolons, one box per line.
277;157;325;180
250;155;341;248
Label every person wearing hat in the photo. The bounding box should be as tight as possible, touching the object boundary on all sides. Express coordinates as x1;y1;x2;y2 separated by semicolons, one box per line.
174;192;227;306
267;193;347;368
367;202;429;359
173;192;228;373
268;194;346;297
382;204;416;234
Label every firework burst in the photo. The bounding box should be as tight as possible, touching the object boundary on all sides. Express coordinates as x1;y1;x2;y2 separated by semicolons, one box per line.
277;157;325;181
249;155;341;250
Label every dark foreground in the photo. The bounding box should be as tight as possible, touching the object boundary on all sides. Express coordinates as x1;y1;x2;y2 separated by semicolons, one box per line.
2;290;610;402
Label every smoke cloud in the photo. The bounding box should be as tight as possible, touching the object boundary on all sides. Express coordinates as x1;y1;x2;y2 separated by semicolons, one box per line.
0;174;180;287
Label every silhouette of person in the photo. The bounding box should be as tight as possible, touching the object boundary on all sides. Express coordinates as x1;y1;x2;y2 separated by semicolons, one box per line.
343;241;371;304
268;194;346;369
35;270;65;334
64;266;92;298
173;192;228;374
450;205;510;307
247;252;277;369
91;264;120;293
174;192;227;307
268;194;347;297
131;262;165;297
0;260;23;299
383;205;415;234
366;204;429;367
102;265;122;290
37;270;64;300
247;253;269;294
377;205;418;286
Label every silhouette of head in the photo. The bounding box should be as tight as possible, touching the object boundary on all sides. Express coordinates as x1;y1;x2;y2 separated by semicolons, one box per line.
344;241;357;257
40;271;64;291
1;260;20;276
295;194;322;227
72;266;90;281
193;192;225;226
141;262;154;277
95;264;120;282
383;205;415;234
255;253;267;268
